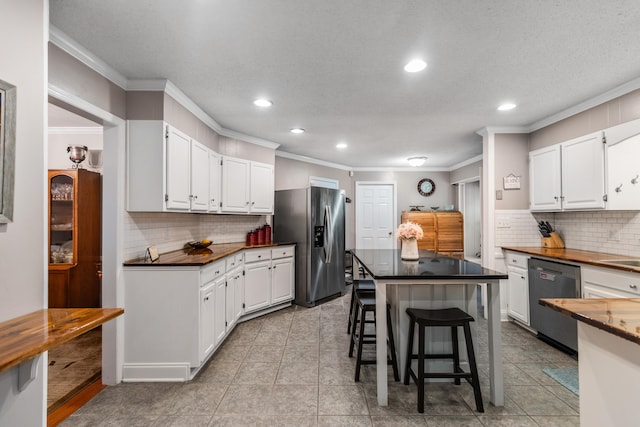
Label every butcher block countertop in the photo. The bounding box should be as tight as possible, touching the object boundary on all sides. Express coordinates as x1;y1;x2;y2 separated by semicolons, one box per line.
124;242;295;267
0;308;123;374
540;298;640;345
502;247;640;274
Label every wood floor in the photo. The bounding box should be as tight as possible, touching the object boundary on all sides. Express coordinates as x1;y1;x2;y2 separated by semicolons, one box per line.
48;377;105;427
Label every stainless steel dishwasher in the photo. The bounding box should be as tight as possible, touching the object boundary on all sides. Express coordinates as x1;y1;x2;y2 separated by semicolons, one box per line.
528;258;581;353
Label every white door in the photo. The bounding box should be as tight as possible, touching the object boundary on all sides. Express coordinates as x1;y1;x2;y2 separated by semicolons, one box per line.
355;183;396;249
213;275;227;345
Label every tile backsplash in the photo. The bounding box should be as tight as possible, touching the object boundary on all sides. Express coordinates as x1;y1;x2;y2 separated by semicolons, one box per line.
495;209;640;257
124;212;269;261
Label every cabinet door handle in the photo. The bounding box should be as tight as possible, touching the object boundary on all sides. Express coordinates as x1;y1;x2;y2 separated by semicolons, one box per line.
615;184;623;193
631;175;639;185
273;265;277;269
630;284;638;290
554;196;558;201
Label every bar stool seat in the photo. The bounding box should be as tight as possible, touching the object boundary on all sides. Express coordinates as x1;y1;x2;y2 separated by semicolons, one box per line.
347;279;376;333
348;291;400;382
404;307;484;413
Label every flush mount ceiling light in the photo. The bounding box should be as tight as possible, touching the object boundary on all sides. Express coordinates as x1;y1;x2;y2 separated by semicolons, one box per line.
497;102;517;111
290;128;305;134
336;142;348;149
253;98;273;107
408;156;427;167
404;59;427;73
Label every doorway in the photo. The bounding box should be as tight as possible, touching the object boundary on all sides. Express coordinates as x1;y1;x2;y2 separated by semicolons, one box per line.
355;182;397;249
47;103;104;413
459;180;481;262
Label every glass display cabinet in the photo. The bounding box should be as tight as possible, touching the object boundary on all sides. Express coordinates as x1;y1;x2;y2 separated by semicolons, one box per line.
48;169;102;308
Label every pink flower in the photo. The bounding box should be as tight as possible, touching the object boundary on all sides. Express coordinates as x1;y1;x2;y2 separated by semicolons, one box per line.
397;222;424;240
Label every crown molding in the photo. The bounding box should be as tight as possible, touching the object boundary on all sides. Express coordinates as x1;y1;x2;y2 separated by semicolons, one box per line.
449;154;483;170
275;151;352;171
529;75;640;132
352;166;451;172
49;25;128;90
476;126;529;136
48;127;103;135
126;79;167;91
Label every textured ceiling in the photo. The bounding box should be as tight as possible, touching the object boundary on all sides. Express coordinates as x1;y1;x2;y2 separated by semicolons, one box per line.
50;0;640;169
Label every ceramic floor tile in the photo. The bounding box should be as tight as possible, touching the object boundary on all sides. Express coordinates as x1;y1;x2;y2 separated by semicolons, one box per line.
214;384;272;415
475;415;539;426
505;385;578;416
276;360;319;384
169;382;228;416
233;361;279;384
423;415;484;427
529;415;581;426
59;413;108;427
543;385;579;412
370;415;428;426
210;415;317;426
282;343;320;363
194;359;241;384
154;415;214;427
253;330;289;346
244;345;285;363
318;385;370;415
318;415;373;426
268;384;318;415
319;361;359;385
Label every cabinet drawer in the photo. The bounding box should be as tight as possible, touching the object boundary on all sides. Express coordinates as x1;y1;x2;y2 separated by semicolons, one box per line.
272;246;294;259
200;260;225;285
505;252;529;269
244;248;271;263
582;266;640;296
226;253;243;271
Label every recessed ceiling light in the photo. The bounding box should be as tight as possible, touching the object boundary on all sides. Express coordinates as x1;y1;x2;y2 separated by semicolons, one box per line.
253;98;273;107
290;128;305;134
497;103;516;111
407;156;427;167
404;59;427;73
336;143;348;149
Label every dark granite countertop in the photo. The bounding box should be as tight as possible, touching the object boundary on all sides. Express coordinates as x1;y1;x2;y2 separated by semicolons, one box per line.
124;242;295;267
351;249;507;280
540;298;640;345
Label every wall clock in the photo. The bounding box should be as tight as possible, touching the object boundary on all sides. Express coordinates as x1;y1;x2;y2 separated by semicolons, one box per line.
417;178;435;197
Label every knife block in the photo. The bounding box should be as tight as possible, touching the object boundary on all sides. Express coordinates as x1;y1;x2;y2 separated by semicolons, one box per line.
542;232;565;249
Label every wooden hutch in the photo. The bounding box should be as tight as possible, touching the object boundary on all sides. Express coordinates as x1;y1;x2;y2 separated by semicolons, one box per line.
48;169;101;308
401;210;464;258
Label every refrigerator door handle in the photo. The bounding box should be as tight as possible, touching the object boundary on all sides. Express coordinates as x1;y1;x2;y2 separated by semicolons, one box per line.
324;205;333;263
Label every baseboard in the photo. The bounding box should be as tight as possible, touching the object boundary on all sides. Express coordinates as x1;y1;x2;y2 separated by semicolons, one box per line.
239;301;292;322
122;363;191;382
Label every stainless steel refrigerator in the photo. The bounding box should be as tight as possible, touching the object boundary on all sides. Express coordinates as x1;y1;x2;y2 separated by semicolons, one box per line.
274;187;345;307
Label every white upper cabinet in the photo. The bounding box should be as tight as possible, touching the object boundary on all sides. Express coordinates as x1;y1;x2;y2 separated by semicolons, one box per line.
604;119;640;210
208;151;222;213
221;156;275;214
190;140;210;211
529;131;605;211
249;162;274;213
530;145;562;211
560;132;605;210
127;120;274;215
165;125;192;210
221;156;251;212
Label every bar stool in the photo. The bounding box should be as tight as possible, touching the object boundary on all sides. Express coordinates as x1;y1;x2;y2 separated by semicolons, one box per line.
348;291;400;382
347;279;376;333
404;307;484;414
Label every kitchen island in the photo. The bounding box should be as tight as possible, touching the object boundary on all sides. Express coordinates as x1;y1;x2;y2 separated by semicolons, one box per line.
540;298;640;427
351;249;507;407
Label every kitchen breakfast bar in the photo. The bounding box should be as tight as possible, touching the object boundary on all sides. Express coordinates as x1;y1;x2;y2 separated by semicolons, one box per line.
350;249;508;407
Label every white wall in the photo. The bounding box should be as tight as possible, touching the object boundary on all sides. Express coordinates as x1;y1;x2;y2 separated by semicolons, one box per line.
0;1;47;426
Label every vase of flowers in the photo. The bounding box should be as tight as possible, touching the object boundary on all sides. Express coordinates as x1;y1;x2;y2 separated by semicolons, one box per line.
397;222;423;261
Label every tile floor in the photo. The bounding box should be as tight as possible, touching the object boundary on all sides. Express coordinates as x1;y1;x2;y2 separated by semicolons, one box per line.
62;290;580;426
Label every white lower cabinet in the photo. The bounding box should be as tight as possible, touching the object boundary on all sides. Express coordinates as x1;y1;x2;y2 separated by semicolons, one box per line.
271;248;294;304
199;281;216;362
582;266;640;299
504;251;530;325
244;259;271;313
123;247;294;382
